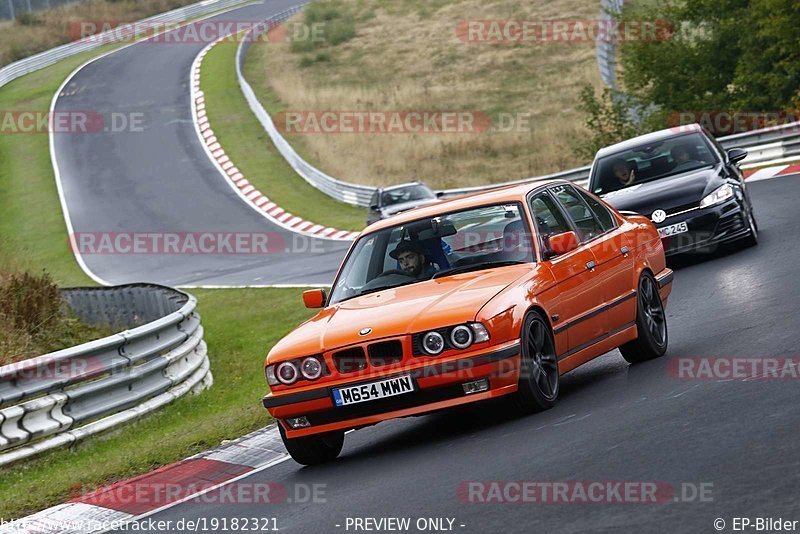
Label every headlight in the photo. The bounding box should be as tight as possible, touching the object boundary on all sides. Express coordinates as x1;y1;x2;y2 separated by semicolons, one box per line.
450;325;474;349
276;361;299;385
469;322;490;343
266;365;278;386
300;356;323;380
699;184;734;208
422;331;445;355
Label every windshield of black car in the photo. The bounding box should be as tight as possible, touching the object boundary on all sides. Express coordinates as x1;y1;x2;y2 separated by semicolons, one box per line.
329;202;534;305
381;185;435;206
590;133;719;195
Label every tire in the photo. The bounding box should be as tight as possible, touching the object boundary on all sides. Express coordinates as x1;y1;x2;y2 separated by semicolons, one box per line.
511;311;559;414
279;424;344;466
619;272;668;364
737;206;759;248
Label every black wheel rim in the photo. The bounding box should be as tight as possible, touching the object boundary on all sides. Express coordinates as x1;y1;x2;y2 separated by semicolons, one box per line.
641;276;666;347
526;318;558;400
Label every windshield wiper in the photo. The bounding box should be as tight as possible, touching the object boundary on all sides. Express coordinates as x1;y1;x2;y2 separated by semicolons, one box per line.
433;260;526;279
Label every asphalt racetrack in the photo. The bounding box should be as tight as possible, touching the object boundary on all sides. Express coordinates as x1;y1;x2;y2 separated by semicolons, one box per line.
52;0;350;287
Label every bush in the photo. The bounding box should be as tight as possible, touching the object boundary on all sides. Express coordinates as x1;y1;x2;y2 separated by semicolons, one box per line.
0;271;112;365
15;11;42;26
289;0;356;62
573;86;646;162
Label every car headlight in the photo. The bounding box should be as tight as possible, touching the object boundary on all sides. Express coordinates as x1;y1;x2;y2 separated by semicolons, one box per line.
300;356;323;380
422;331;445;355
699;184;734;208
276;361;299;385
469;322;490;343
450;325;474;349
265;365;278;386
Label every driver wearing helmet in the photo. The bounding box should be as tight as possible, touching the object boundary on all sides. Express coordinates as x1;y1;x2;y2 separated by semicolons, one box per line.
389;240;437;279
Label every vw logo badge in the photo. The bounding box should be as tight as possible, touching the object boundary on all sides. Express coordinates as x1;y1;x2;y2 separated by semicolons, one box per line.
359;328;372;336
651;209;667;224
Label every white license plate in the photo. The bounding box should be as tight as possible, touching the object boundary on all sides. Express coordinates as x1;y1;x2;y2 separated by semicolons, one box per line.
658;222;688;239
332;375;415;407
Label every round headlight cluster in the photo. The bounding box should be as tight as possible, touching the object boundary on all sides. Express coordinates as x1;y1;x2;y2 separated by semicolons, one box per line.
450;325;474;349
422;331;445;355
276;361;299;385
420;323;490;356
272;356;325;385
300;356;323;380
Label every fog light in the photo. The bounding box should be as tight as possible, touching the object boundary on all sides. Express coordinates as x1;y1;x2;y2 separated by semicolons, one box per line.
462;379;489;395
286;416;311;429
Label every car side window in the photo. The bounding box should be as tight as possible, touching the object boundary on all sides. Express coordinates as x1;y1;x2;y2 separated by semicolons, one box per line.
576;189;616;232
529;192;572;258
551;185;605;242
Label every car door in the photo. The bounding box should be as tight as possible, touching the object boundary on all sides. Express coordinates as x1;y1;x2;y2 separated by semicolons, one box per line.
528;189;605;357
550;184;636;336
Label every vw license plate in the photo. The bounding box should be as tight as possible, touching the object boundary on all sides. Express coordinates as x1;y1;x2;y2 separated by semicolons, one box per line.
658;222;688;239
332;375;415;407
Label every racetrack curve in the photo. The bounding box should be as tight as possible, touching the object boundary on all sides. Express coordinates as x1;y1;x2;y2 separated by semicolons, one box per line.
112;173;800;533
52;0;350;287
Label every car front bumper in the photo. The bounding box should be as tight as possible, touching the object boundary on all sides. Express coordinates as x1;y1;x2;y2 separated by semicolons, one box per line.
262;340;521;438
657;198;751;256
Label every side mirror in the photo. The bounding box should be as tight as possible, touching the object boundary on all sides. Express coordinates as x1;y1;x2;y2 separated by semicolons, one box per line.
435;191;445;198
302;289;327;309
369;204;379;211
727;147;748;164
547;231;579;256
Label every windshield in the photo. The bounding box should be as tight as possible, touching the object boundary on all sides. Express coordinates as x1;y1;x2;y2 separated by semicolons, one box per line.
329;202;534;305
590;133;719;195
381;185;435;206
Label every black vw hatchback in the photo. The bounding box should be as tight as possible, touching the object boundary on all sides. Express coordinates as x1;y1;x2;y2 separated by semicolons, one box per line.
588;124;758;256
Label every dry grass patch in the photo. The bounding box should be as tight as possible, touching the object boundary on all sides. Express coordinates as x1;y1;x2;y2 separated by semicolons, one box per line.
249;0;602;190
0;0;202;67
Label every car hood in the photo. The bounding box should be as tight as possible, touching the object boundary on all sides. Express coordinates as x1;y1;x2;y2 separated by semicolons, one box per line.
600;165;724;217
268;265;531;361
382;198;439;216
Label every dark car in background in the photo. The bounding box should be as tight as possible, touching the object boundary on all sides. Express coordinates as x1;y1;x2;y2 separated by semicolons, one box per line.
588;124;758;256
367;182;442;225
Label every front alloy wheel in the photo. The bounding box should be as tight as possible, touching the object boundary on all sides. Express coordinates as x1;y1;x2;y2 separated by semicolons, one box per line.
511;311;559;414
619;272;668;363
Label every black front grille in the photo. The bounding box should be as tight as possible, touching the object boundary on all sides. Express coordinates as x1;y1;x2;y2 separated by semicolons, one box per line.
332;347;367;373
368;340;403;366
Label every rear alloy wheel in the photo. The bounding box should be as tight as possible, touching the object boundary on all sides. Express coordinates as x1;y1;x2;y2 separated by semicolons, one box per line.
619;272;668;364
511;311;559;414
738;207;759;248
279;424;344;466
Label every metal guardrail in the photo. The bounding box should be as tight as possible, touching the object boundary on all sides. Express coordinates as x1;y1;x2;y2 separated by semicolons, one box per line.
236;8;800;207
0;284;211;466
0;0;249;89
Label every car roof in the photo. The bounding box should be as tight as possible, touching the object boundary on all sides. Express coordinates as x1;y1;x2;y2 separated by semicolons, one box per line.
363;179;566;233
595;123;702;159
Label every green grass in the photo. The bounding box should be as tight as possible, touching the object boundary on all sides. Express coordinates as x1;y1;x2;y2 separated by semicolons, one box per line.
0;37;316;518
201;39;366;232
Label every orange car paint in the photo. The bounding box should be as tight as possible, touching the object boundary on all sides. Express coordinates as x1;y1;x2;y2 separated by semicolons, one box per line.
263;180;673;438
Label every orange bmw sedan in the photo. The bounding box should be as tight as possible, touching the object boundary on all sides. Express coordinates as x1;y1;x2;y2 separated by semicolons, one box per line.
263;180;673;464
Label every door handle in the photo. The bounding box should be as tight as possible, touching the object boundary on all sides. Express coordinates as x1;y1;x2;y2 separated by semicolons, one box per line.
585;260;596;271
620;246;630;256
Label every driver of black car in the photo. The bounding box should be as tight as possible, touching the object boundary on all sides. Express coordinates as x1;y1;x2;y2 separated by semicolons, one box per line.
389;240;437;279
670;144;699;170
